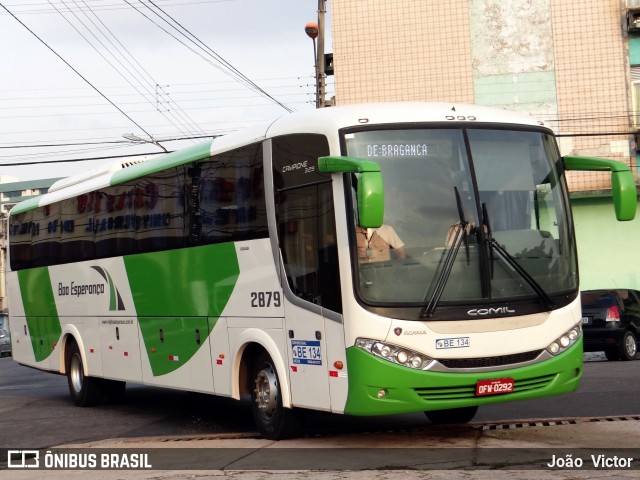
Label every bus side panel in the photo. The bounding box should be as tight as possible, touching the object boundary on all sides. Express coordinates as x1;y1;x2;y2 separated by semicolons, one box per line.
10;268;62;370
210;317;231;396
325;317;349;414
7;271;38;367
99;315;142;383
137;316;215;393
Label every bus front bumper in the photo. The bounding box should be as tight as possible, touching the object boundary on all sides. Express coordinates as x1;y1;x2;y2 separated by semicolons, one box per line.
343;339;583;416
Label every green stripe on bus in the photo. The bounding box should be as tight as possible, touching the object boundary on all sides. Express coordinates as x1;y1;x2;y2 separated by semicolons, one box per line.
17;268;62;362
124;243;239;376
9;196;42;215
123;243;240;317
110;141;213;186
138;316;218;376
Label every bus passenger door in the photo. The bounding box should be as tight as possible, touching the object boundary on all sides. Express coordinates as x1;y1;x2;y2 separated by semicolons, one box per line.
284;301;330;410
271;133;341;411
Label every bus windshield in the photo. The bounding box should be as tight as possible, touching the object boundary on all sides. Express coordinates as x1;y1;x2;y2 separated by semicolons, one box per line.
344;127;577;315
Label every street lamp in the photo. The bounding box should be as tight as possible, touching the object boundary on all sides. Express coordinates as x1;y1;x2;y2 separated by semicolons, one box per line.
305;22;320;108
122;133;168;153
305;0;327;108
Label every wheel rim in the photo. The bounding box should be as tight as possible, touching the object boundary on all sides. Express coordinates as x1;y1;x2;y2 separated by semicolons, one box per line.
70;353;84;394
253;363;278;420
625;334;637;357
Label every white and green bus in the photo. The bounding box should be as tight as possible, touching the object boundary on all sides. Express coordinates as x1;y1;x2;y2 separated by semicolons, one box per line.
7;102;636;439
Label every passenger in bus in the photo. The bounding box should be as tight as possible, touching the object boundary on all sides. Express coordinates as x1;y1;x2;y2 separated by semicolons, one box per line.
356;225;405;262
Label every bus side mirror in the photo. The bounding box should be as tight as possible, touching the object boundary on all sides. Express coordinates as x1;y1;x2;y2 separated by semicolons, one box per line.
563;156;637;221
318;156;384;228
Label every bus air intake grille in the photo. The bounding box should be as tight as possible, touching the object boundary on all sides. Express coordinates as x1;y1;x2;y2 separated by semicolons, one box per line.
414;374;555;401
437;350;542;369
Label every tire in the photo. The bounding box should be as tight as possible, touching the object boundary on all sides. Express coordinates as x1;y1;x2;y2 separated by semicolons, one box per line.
618;330;638;361
425;406;478;424
67;341;105;407
250;351;300;440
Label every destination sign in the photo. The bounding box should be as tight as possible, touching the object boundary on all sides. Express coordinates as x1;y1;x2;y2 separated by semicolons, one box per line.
365;143;428;158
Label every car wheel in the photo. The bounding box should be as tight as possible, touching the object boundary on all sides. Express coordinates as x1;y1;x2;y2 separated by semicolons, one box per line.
67;341;105;406
250;351;300;439
425;406;479;424
618;330;638;361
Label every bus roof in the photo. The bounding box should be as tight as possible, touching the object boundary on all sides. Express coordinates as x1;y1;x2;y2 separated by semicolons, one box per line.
10;102;547;215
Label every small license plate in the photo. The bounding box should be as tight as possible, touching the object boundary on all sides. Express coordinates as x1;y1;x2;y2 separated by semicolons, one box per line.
476;377;514;396
581;316;591;325
435;337;470;349
291;340;322;365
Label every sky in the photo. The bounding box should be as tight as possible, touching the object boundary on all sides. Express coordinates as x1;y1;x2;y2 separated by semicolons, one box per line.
0;0;332;182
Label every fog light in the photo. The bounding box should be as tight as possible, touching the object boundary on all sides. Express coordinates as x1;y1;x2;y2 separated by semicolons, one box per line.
377;389;388;399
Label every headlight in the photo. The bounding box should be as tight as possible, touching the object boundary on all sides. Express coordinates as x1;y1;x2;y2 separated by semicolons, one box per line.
356;338;432;370
546;323;581;356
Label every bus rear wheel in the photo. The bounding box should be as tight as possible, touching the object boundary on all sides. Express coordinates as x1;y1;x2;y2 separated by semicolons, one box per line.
67;341;104;407
425;406;478;424
250;351;300;440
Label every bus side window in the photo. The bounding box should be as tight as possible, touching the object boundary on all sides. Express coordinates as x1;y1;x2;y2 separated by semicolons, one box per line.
198;143;268;245
272;134;342;313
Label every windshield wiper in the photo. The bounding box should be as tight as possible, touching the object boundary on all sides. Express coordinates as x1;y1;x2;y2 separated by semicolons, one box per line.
481;207;555;311
482;203;495;279
420;187;470;318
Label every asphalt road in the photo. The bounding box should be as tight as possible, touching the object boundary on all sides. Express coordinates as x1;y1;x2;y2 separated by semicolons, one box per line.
0;352;638;450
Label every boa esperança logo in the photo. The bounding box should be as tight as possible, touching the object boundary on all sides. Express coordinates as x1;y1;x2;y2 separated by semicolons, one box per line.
57;266;125;311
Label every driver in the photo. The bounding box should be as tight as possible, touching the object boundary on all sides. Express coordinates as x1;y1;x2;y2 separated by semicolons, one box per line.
356;225;405;263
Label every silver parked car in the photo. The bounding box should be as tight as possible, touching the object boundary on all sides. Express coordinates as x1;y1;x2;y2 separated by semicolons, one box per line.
0;329;11;357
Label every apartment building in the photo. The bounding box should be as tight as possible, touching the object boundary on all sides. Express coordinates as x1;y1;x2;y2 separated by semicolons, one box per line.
330;0;640;289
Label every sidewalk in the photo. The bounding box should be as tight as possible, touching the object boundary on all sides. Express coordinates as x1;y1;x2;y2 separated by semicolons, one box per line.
3;415;639;480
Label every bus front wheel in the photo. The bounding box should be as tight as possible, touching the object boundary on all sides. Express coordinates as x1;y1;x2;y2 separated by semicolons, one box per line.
250;351;300;439
67;341;104;407
425;406;478;424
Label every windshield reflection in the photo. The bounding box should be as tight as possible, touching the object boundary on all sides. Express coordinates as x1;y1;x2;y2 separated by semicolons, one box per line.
344;127;577;311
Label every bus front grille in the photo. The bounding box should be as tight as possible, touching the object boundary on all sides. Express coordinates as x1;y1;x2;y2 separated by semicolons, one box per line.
414;373;556;401
437;350;543;369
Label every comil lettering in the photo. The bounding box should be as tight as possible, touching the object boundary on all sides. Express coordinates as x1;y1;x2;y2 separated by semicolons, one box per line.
467;306;516;316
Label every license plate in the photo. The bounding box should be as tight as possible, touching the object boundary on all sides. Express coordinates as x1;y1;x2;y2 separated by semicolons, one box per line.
476;377;514;396
291;340;322;365
581;316;591;325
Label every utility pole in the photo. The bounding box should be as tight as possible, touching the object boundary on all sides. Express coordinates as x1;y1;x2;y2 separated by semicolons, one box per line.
316;0;327;108
305;1;328;108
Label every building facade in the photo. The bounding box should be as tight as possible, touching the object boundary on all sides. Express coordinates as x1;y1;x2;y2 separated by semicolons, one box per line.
331;0;640;289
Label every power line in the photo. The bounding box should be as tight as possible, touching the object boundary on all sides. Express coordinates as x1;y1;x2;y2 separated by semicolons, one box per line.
0;2;156;140
0;134;215;149
127;0;294;113
0;0;228;15
75;0;206;136
0;151;169;166
48;0;202;139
